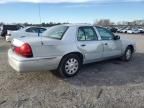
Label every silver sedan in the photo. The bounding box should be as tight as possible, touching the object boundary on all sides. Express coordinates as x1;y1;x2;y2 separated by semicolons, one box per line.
8;24;136;77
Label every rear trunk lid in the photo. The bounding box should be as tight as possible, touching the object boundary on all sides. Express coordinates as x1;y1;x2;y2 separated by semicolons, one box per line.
11;36;62;58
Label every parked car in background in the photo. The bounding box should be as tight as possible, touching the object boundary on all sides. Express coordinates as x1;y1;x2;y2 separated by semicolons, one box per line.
121;28;131;33
127;28;140;34
0;25;23;37
117;28;123;33
6;26;47;42
8;24;136;77
138;28;144;33
109;27;118;33
117;27;127;33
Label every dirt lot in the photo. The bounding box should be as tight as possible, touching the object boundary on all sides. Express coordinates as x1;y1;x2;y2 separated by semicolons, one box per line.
0;34;144;108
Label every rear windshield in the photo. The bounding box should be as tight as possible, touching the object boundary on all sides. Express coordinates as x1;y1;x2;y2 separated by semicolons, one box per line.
45;26;68;40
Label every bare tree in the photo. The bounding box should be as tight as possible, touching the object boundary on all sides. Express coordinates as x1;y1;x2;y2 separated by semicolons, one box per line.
94;19;114;26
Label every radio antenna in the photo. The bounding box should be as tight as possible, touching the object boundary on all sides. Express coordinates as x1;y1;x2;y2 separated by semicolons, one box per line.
38;3;43;45
38;3;42;37
38;3;42;26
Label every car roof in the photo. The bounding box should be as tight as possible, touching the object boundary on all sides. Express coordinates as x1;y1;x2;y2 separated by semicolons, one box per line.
23;26;48;29
59;23;93;27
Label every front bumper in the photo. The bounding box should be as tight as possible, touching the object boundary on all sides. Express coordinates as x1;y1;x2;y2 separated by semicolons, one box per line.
8;49;62;72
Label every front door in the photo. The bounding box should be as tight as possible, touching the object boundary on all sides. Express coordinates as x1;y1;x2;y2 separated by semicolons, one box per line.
96;27;122;58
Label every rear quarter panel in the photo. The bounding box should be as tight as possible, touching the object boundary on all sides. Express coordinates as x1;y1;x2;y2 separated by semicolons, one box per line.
32;26;83;58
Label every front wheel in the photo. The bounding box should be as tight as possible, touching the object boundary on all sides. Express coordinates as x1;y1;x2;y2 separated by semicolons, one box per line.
122;47;133;61
57;54;82;77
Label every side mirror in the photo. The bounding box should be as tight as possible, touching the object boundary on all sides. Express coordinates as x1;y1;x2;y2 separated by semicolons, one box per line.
114;35;120;40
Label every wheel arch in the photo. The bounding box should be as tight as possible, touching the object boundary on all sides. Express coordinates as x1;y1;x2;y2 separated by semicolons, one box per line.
61;52;84;64
127;45;134;53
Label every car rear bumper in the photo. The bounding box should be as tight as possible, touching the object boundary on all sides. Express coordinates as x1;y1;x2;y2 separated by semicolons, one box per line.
8;49;62;72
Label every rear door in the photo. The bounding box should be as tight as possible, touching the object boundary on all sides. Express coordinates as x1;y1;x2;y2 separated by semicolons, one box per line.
96;27;122;58
76;26;103;63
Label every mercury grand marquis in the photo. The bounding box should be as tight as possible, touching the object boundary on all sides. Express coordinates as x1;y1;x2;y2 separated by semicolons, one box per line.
8;24;136;77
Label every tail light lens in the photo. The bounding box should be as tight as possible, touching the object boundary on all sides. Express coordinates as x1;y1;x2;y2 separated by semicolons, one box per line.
14;43;33;58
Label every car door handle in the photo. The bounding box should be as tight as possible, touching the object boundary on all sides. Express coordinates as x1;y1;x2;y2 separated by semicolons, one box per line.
104;43;108;45
81;44;86;47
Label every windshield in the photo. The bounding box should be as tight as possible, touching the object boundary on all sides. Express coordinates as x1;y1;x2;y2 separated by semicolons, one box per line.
44;26;68;40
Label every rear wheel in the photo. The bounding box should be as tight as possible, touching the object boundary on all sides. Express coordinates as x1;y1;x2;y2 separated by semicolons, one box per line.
122;47;133;61
57;54;82;77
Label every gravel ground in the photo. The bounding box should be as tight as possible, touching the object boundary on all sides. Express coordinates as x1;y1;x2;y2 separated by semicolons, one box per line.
0;34;144;108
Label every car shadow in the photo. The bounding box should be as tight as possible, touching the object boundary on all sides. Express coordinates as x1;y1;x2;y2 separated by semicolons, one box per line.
61;53;144;87
5;49;144;88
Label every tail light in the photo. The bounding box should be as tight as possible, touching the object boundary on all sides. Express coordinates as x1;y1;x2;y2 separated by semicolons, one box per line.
14;43;33;58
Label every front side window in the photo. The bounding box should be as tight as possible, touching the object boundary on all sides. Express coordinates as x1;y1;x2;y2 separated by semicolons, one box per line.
46;26;68;40
77;26;98;41
97;27;114;40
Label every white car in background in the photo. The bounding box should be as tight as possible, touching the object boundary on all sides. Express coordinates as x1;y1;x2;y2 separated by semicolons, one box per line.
138;28;144;33
8;24;136;77
6;26;47;42
127;29;140;34
121;28;130;33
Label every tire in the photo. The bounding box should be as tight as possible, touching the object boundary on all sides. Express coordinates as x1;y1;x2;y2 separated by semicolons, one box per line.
122;47;133;61
57;54;82;77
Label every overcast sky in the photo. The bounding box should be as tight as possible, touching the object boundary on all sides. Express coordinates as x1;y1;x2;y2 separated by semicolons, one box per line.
0;0;144;24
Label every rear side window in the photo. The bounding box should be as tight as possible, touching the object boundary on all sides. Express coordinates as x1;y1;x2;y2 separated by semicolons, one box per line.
77;26;98;41
46;26;68;40
26;27;38;33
